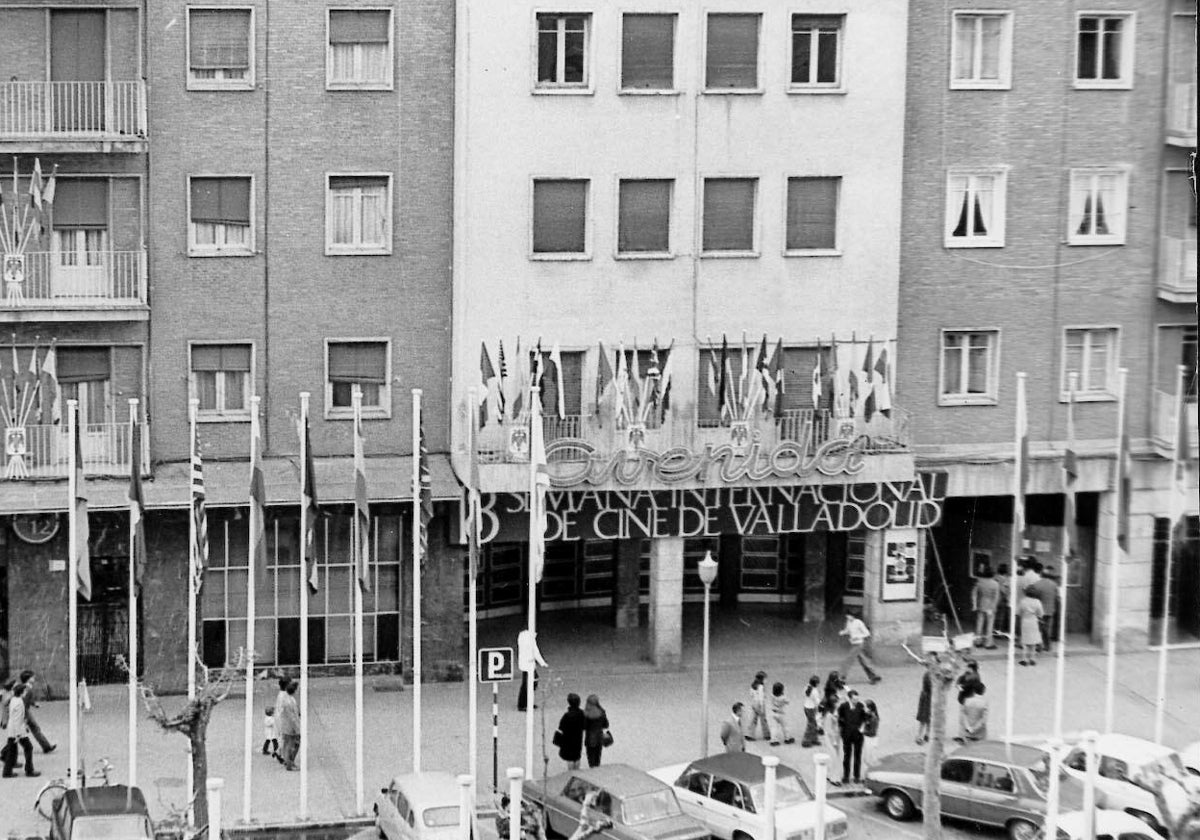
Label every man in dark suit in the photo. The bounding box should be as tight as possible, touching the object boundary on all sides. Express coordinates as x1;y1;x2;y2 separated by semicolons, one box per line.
836;689;867;785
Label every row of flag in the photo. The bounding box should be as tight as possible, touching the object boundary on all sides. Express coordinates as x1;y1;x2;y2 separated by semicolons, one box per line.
0;342;60;429
0;158;58;253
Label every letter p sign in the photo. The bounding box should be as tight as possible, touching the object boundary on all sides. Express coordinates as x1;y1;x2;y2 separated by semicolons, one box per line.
478;647;515;683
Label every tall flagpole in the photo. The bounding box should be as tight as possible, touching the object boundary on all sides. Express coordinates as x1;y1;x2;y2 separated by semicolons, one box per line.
353;388;365;814
1154;365;1186;744
187;398;199;820
1055;374;1077;740
127;398;139;787
1103;369;1127;733
1005;372;1026;743
467;387;480;792
68;398;80;789
243;394;261;824
299;392;311;821
525;385;537;779
412;388;423;774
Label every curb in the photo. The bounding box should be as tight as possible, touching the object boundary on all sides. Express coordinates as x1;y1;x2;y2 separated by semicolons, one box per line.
228;816;374;834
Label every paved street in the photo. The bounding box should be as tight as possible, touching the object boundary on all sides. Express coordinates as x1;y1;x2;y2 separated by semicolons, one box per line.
2;611;1197;837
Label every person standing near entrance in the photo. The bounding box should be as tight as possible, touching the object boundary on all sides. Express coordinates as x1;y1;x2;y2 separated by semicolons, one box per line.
2;683;40;777
1018;587;1045;666
971;569;1001;649
1031;569;1059;653
801;675;822;747
836;689;866;786
838;613;882;685
277;680;301;771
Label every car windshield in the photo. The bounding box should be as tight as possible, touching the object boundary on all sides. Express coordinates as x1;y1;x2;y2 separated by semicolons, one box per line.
750;774;814;810
1029;755;1071;793
621;790;681;824
72;814;153;839
424;806;461;827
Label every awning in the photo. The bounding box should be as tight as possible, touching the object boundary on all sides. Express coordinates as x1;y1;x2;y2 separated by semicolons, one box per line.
0;454;462;514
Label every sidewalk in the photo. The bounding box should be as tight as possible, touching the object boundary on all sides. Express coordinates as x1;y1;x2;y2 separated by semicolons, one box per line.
3;610;1197;836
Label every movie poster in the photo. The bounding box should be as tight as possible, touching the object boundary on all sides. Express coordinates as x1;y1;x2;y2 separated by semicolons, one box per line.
882;528;920;601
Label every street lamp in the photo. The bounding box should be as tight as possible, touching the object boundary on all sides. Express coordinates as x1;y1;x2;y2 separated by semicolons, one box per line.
698;551;719;757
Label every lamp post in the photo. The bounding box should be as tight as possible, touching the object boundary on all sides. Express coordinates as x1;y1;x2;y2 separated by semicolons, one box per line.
698;551;719;757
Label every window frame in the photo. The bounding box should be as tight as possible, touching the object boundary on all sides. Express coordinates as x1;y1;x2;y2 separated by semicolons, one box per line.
1067;166;1130;246
324;172;394;256
618;12;679;95
187;174;255;257
325;7;395;91
1073;11;1136;90
700;175;760;258
944;167;1008;248
529;176;592;260
324;337;393;420
703;12;763;95
186;6;256;91
949;10;1014;90
783;174;842;256
938;328;1001;406
788;12;846;94
189;341;255;422
1060;326;1120;402
532;11;593;94
614;176;674;259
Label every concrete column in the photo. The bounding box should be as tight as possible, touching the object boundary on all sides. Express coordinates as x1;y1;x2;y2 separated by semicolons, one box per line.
803;533;827;624
614;539;642;629
646;537;684;669
1091;490;1151;649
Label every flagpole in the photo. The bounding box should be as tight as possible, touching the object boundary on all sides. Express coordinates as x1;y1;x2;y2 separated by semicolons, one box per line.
352;388;365;815
1005;371;1026;744
1055;374;1077;741
243;394;260;824
127;398;139;788
299;391;311;821
1103;368;1127;734
467;386;480;791
525;385;537;779
68;398;80;789
412;388;423;774
187;398;199;823
1153;364;1186;745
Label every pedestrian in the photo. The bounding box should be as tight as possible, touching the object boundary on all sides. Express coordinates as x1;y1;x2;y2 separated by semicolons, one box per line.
956;660;983;704
261;706;278;757
994;563;1012;639
744;671;770;741
801;675;822;747
517;629;547;712
915;663;931;745
553;693;586;770
837;613;882;685
14;671;56;754
768;681;794;746
819;693;842;770
861;699;880;775
2;683;40;777
1019;557;1042;591
823;670;845;708
1031;569;1059;653
273;676;290;764
582;694;610;768
278;680;301;771
836;689;867;786
719;703;746;753
957;684;989;742
1018;586;1045;666
971;568;1001;649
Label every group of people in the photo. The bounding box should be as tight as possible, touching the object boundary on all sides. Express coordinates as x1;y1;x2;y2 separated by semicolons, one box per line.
1;669;56;778
263;677;301;771
971;557;1061;663
552;693;612;770
913;656;990;745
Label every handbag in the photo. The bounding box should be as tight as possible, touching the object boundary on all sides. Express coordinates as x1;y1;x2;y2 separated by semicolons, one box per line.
602;730;614;748
552;729;563;748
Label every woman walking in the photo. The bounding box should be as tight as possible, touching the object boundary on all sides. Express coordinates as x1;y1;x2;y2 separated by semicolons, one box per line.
582;694;610;768
768;682;794;746
1018;586;1045;666
915;666;932;744
744;671;769;741
554;693;587;770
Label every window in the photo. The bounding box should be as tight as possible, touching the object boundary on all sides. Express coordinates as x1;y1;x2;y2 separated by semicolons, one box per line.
702;178;757;254
51;179;109;293
187;8;253;89
945;169;1006;247
326;174;391;254
532;179;589;257
1062;328;1117;398
57;347;111;426
327;9;393;89
1064;748;1088;772
974;763;1016;793
1099;756;1131;782
786;177;840;252
951;12;1013;89
941;759;975;783
621;14;675;91
188;176;252;256
706;14;760;91
940;330;999;405
790;15;843;89
618;179;672;256
1068;168;1128;244
1076;13;1134;88
537;13;590;89
326;340;390;416
683;771;712;796
191;344;251;419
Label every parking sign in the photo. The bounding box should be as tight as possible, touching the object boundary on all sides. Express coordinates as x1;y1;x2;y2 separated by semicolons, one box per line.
478;647;515;683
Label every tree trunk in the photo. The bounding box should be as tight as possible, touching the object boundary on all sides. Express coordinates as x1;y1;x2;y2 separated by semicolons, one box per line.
191;715;209;830
922;677;949;840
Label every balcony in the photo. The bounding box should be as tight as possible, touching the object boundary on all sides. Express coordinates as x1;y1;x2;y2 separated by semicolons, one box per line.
1;250;148;322
0;81;147;152
1;422;149;480
1166;82;1196;147
1152;390;1198;460
1159;236;1198;303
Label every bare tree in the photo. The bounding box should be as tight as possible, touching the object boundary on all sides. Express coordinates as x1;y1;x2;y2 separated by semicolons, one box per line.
1141;765;1200;840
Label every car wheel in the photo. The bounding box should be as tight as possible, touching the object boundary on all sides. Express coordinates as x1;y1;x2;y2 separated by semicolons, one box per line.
542;807;562;839
733;830;756;840
883;790;916;821
1126;809;1168;838
1006;818;1037;840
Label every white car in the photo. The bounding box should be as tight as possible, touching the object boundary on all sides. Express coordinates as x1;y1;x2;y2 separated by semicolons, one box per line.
1037;809;1163;840
649;753;849;840
376;771;469;840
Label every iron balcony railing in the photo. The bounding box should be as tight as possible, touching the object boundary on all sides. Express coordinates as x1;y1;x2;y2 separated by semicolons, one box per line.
1;421;150;480
2;250;147;308
0;81;147;139
1167;81;1197;143
1159;236;1197;301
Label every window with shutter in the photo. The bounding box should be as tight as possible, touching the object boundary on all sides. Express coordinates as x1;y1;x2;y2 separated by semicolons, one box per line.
706;14;760;90
326;174;391;254
790;15;843;88
532;180;588;256
327;9;393;88
702;178;756;253
327;340;391;415
621;14;675;91
618;180;672;255
786;177;840;251
188;8;253;88
191;343;252;417
189;176;253;255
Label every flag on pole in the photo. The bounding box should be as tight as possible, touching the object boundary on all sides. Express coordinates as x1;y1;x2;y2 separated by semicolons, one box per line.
771;338;785;419
874;347;893;418
614;342;629;425
1172;369;1191;530
629;341;642;417
1064;379;1079;554
41;165;57;206
1014;373;1029;546
39;344;59;425
74;407;92;601
549;341;565;420
812;341;823;410
353;400;371;590
595;341;613;425
718;335;730;420
191;433;208;597
738;334;749;407
496;339;509;419
529;393;549;584
417;403;433;571
659;341;675;420
302;415;322;593
29;159;43;211
1115;404;1131;556
862;338;876;422
128;417;146;589
480;342;499;427
249;404;268;586
706;341;718;399
511;338;526;419
752;335;771;412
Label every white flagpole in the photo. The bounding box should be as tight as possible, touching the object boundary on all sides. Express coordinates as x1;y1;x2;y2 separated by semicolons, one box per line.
353;388;365;814
68;398;80;789
1005;372;1025;743
1153;365;1186;745
467;387;480;790
1055;374;1077;741
412;388;423;774
525;385;537;779
187;398;199;823
243;394;260;824
299;391;311;820
1103;369;1127;734
127;398;139;787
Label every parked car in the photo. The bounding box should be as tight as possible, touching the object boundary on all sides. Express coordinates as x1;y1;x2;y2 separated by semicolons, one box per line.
523;764;710;840
864;740;1086;840
1035;809;1163;840
376;771;471;840
649;753;848;840
49;785;153;840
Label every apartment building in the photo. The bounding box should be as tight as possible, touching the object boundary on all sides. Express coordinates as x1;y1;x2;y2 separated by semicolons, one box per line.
898;1;1198;647
452;0;942;665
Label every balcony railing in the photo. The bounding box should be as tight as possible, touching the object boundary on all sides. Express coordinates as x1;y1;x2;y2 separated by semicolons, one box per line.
0;81;147;140
1159;236;1198;302
2;250;146;308
1167;82;1197;144
1152;390;1198;457
2;422;149;480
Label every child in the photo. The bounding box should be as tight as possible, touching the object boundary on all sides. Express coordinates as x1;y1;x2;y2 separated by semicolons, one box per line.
768;681;794;746
744;671;769;741
861;699;880;775
262;706;278;757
